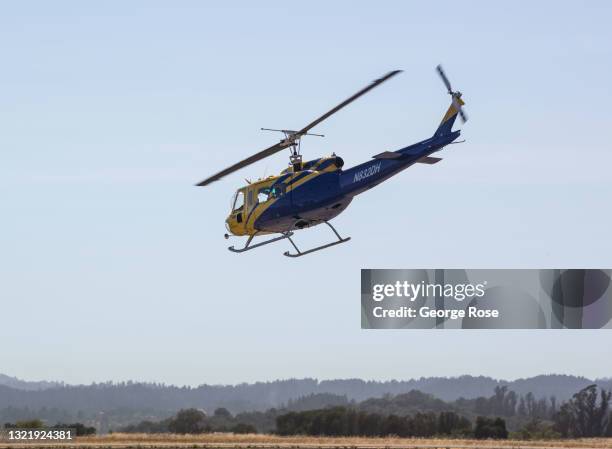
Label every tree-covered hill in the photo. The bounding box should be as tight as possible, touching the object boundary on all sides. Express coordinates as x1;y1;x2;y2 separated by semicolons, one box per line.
1;373;610;428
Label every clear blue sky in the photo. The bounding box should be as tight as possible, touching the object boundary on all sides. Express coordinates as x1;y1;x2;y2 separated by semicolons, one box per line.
1;1;611;386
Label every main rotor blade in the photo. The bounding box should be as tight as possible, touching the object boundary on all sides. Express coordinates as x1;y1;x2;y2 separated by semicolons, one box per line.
195;70;401;187
436;64;452;93
195;141;289;186
296;70;402;136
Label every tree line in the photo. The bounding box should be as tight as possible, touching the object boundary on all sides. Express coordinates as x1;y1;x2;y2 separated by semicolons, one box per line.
275;397;612;440
276;408;507;439
119;385;612;439
120;407;257;435
5;384;610;439
463;385;559;419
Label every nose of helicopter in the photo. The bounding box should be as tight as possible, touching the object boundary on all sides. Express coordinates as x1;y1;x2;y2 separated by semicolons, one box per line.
224;214;246;236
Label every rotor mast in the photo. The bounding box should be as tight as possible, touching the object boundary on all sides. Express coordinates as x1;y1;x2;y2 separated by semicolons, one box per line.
260;128;324;172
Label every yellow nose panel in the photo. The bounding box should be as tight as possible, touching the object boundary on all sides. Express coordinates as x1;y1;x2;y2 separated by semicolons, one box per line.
226;215;246;236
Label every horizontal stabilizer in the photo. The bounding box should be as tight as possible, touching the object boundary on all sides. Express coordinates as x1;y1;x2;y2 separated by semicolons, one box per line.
417;156;443;164
372;151;401;160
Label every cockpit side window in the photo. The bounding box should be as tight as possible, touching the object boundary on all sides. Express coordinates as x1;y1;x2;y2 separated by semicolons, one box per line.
257;187;270;203
232;190;245;212
257;184;285;203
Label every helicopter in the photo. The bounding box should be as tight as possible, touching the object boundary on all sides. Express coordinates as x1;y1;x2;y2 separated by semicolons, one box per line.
196;65;468;257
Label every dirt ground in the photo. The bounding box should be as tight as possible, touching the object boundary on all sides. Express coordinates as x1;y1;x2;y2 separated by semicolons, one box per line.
1;433;611;449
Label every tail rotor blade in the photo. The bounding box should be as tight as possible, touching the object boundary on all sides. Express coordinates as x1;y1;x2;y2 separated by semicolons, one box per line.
436;64;452;93
451;96;468;123
439;64;467;124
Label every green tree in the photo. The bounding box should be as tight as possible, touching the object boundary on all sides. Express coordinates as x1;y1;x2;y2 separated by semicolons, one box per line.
168;409;207;434
473;416;508;439
555;385;611;437
437;411;471;436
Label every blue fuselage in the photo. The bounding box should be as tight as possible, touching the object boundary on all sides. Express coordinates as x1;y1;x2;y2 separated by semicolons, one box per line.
253;130;461;233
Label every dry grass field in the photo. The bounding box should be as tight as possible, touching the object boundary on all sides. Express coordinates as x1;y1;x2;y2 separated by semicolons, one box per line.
1;433;611;449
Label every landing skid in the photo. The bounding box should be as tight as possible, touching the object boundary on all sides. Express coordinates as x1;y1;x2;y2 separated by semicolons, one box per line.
283;221;350;258
228;231;294;253
226;221;350;257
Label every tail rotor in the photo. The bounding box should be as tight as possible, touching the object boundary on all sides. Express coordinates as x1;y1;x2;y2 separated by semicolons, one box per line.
436;64;468;123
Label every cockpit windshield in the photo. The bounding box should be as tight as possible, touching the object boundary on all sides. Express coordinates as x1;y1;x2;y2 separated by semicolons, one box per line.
231;190;245;212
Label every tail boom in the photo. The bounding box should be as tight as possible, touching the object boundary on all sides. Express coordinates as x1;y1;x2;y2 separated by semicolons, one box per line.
434;95;465;137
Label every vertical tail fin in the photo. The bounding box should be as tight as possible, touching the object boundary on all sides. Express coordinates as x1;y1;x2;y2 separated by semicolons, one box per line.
434;95;465;137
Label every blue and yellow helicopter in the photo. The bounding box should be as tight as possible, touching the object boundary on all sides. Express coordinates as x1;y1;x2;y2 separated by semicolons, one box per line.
197;65;467;257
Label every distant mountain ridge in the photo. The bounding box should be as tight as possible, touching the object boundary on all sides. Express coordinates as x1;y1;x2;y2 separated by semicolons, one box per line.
0;374;63;391
1;373;611;413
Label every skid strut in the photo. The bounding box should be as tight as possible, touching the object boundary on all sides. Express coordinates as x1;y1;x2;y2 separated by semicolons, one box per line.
228;231;294;253
283;221;351;258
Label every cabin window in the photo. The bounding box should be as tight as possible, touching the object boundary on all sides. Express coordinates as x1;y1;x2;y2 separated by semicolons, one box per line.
257;188;270;203
232;190;244;212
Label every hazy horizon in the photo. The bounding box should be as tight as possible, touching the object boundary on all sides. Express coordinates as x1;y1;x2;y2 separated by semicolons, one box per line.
2;371;611;389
